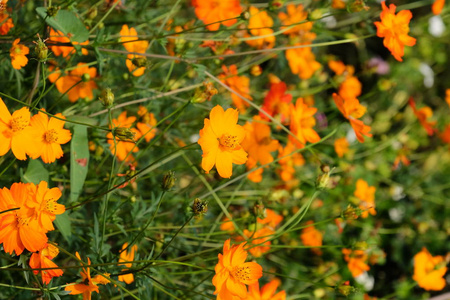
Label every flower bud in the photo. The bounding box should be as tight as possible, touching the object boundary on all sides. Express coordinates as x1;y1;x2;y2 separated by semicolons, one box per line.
191;81;218;103
341;204;362;220
34;35;48;62
240;10;250;20
131;56;148;68
316;165;334;190
250;65;262;77
269;0;284;11
336;281;356;297
349;0;369;12
113;127;136;142
87;7;98;20
253;201;266;219
81;73;91;82
47;6;60;17
99;88;114;107
162;171;176;191
193;198;208;217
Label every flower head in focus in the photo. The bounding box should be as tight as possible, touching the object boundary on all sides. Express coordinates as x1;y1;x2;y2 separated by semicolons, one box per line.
29;243;63;285
10;39;29;70
374;1;416;61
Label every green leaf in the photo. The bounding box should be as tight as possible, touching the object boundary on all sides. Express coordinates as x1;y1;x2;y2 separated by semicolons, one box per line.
21;159;49;184
70;125;89;203
54;212;72;242
36;7;89;43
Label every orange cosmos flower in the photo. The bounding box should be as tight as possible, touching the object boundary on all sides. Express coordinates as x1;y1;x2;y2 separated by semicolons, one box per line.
48;28;88;58
245;6;275;49
413;247;447;291
0;12;13;35
243;227;275;258
29;243;63;285
0;98;38;160
119;25;149;77
334;137;350;158
432;0;445;15
28;181;65;232
300;220;323;255
136;106;157;142
338;76;362;100
30;110;72;163
257;208;283;229
241;116;279;166
50;63;98;102
197;105;248;178
289;98;321;148
285;45;321;80
246;157;264;183
65;252;110;298
10;38;29;70
0;183;48;255
278;4;312;36
191;0;242;31
118;242;138;284
440;124;450;144
374;1;416;61
220;217;235;232
277;142;304;182
328;60;347;76
247;278;286;300
260;82;292;124
354;179;376;218
342;248;370;278
219;65;253;113
408;98;436;136
446;89;450;107
349;119;373;143
107;111;142;162
212;239;263;299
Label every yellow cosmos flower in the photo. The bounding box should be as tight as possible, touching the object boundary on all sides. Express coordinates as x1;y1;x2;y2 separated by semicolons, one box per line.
198;105;247;178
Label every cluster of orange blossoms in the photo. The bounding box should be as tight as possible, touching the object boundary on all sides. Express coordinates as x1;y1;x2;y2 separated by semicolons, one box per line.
120;24;149;76
0;98;71;162
331;60;372;143
107;106;157;162
300;220;323;255
0;181;64;283
342;248;371;278
48;28;89;58
49;63;98;103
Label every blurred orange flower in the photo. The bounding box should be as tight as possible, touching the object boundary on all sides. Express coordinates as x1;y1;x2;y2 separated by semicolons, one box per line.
285;45;321;80
0;12;13;35
334;137;349;158
446;89;450;107
119;25;149;77
278;4;312;36
191;0;242;31
0;182;48;255
10;38;29;70
220;217;235;232
107;111;142;162
29;243;63;285
245;6;275;49
328;60;347;75
432;0;445;15
257;208;283;229
440;124;450;144
48;28;88;58
277;142;304;182
332;0;346;9
338;76;362;100
242;116;279;166
136;106;157;142
260;82;292;124
244;227;275;258
413;247;447;291
0;99;38;160
247;278;286;300
30;110;72;163
118;242;138;284
342;248;370;277
50;63;98;102
65;252;110;298
219;65;253;112
246;156;264;183
354;179;376;218
409;97;436;136
289;98;321;148
212;239;263;299
197;105;247;178
300;220;323;255
374;1;416;61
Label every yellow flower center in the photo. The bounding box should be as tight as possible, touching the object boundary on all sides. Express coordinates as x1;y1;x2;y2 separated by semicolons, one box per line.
45;129;58;143
44;198;58;213
10;116;28;132
14;47;22;55
231;265;252;282
219;134;239;150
